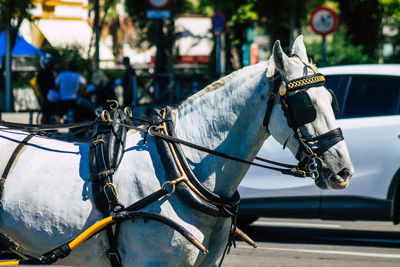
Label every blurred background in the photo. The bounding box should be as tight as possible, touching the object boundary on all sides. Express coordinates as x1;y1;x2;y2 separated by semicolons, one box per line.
0;0;399;114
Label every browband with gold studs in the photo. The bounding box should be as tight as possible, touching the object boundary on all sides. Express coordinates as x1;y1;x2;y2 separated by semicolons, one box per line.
286;73;325;92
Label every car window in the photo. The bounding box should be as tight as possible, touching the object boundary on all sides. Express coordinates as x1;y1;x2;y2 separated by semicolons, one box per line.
325;75;350;118
342;75;400;118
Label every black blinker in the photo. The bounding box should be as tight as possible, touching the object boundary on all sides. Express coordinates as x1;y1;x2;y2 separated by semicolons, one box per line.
287;91;317;127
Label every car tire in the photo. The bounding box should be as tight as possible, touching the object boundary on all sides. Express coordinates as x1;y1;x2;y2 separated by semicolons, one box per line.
389;169;400;225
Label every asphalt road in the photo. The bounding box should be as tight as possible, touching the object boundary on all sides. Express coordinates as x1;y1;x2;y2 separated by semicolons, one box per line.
222;218;400;267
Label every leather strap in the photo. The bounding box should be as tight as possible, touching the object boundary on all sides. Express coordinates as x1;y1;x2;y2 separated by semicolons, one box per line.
305;128;344;155
89;110;127;267
0;133;34;198
263;72;282;130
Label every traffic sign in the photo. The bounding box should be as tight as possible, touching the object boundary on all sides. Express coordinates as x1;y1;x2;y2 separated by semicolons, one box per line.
146;0;170;9
309;7;338;36
146;9;171;19
212;12;226;35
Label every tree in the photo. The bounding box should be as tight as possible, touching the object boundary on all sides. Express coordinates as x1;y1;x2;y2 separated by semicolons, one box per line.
0;0;33;43
254;0;324;50
379;0;400;62
0;0;34;110
125;0;193;102
125;0;193;65
196;0;258;70
337;0;383;60
307;31;371;66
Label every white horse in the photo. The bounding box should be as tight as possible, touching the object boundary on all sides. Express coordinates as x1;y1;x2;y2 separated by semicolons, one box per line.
0;36;353;266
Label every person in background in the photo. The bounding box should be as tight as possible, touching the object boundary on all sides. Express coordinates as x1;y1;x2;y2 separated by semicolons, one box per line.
36;54;57;124
122;56;135;107
91;70;116;109
56;62;86;122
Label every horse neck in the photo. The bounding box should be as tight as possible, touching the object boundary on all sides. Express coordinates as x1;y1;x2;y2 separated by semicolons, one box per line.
172;63;270;197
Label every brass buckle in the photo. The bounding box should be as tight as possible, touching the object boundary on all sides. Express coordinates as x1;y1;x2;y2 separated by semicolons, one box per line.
124;107;133;117
103;183;119;203
92;139;105;145
101;110;112;123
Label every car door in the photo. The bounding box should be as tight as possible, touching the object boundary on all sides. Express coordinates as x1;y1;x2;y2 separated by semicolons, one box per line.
320;74;400;219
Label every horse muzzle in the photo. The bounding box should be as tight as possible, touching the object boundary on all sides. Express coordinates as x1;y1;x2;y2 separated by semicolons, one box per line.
312;157;353;190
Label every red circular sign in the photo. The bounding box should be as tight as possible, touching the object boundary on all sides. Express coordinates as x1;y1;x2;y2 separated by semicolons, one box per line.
309;7;338;36
146;0;170;9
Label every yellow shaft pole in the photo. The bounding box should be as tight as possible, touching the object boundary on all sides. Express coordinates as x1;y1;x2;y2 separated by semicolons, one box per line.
0;260;20;265
68;216;113;250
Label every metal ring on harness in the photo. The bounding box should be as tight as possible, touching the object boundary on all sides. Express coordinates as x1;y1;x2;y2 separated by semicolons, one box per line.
101;110;112;123
148;125;165;136
308;157;319;179
162;181;176;197
161;176;187;197
124;107;133;118
107;100;119;110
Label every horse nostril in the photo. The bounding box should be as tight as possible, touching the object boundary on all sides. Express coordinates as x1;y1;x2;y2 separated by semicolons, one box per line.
338;168;352;181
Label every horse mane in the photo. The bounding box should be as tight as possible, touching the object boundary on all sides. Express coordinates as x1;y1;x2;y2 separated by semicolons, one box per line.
177;62;268;111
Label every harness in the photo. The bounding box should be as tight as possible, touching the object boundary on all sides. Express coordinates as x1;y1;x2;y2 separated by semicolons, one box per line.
0;107;256;266
0;62;344;265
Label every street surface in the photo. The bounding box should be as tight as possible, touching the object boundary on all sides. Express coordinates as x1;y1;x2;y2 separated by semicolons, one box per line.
223;218;400;267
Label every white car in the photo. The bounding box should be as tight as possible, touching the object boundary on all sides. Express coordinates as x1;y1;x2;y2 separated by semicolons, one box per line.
238;64;400;225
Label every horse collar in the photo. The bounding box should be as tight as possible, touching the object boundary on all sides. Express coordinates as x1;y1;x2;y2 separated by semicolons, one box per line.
154;107;241;218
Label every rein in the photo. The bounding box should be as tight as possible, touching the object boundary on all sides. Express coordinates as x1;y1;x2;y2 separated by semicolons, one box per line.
110;115;309;178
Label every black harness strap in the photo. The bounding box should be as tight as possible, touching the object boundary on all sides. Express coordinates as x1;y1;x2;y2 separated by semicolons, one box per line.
305;127;344;156
263;72;282;129
89;110;127;267
90;110;127;214
0;133;34;198
163;110;240;208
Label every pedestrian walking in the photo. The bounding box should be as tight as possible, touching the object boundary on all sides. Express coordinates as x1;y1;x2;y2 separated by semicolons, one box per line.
55;62;86;122
36;54;57;123
122;57;135;107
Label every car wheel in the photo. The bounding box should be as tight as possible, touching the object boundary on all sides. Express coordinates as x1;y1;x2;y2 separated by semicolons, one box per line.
389;169;400;225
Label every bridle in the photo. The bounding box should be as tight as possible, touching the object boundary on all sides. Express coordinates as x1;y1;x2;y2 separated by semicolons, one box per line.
263;58;344;180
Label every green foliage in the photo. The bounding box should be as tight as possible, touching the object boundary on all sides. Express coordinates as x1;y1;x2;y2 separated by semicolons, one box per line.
379;0;400;20
337;0;383;59
0;0;33;25
307;32;371;67
125;0;193;69
255;0;324;49
229;2;258;26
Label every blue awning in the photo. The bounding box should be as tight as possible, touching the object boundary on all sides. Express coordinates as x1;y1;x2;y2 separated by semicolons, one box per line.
0;30;43;66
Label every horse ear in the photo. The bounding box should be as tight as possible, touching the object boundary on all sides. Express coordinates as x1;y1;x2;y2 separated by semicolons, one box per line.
291;35;309;63
266;54;275;78
272;40;290;73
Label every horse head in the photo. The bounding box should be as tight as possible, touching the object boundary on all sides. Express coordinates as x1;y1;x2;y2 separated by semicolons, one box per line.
267;36;354;189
